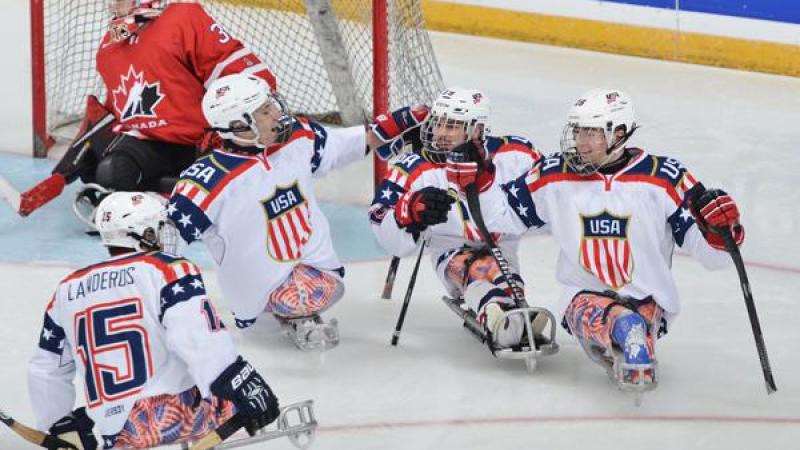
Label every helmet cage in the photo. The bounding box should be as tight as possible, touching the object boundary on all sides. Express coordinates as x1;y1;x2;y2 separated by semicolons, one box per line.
108;1;165;42
419;87;491;164
560;88;636;175
420;115;486;164
560;121;635;175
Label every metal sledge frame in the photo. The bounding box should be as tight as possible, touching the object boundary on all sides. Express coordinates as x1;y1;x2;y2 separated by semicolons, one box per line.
441;296;558;371
185;400;317;450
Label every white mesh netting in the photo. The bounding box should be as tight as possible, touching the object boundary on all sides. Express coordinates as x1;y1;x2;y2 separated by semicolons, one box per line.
41;0;443;141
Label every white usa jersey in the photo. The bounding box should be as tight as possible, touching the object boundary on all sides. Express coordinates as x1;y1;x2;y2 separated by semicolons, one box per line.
167;119;366;325
485;148;733;328
369;136;541;283
28;252;236;437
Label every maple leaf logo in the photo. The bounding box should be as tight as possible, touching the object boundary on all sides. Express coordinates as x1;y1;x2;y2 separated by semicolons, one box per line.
111;66;165;121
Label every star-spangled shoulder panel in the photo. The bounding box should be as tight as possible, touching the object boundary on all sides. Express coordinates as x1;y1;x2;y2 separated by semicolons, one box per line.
485;135;538;159
501;167;547;229
157;257;210;322
617;150;699;210
168;150;260;243
166;194;213;244
176;151;256;193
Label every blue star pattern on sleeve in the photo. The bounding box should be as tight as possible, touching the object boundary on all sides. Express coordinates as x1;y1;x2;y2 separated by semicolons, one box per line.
309;121;328;174
369;178;404;224
668;196;696;247
502;176;545;229
159;273;208;322
166;195;212;244
38;312;66;355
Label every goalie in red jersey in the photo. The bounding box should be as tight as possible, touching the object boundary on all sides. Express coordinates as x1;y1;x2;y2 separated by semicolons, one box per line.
19;0;277;221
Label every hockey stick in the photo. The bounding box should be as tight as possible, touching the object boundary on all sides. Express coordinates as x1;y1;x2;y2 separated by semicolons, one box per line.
381;256;400;299
0;175;22;213
189;413;244;450
6;110;114;217
463;183;527;308
691;183;777;394
0;409;78;449
390;236;427;346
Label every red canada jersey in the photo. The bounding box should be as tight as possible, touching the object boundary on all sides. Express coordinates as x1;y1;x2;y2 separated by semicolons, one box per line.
96;3;277;146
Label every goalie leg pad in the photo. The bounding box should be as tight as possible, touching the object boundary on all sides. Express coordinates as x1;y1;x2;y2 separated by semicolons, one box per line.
105;386;235;449
266;265;343;318
94;136;197;192
95;152;143;191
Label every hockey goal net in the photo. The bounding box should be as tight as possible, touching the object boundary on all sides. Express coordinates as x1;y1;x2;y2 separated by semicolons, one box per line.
31;0;443;180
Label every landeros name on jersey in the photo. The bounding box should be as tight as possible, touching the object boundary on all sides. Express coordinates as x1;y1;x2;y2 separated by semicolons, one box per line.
111;65;166;123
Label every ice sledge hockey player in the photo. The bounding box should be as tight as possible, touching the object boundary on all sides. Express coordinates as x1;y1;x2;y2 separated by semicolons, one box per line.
484;88;744;397
28;192;280;449
369;87;559;363
167;73;386;351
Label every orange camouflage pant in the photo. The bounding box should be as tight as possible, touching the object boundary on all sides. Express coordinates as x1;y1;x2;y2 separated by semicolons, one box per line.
564;291;663;363
105;387;235;449
445;248;522;313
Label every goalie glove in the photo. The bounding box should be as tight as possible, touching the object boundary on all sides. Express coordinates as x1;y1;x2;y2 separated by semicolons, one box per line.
210;357;280;436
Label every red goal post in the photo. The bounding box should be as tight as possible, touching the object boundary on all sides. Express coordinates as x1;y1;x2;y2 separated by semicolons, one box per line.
30;0;444;186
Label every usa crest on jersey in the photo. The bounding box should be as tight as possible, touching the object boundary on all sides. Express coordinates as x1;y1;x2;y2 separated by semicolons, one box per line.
579;210;632;288
262;182;311;261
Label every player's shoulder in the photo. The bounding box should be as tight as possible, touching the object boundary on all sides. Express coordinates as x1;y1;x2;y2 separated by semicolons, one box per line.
59;252;146;285
142;252;202;281
177;150;258;192
486;135;537;156
161;1;210;21
535;152;573;176
626;148;694;187
388;151;434;176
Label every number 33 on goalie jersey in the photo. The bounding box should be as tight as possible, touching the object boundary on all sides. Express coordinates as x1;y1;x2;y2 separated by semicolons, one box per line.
166;118;366;323
28;252;237;438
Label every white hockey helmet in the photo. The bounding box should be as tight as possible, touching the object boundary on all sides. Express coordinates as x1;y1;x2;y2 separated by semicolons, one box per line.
421;87;491;163
560;88;637;174
202;74;291;152
108;1;166;42
95;191;169;251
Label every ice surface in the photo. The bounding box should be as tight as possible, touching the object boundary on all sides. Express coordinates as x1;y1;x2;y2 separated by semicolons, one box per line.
1;4;798;448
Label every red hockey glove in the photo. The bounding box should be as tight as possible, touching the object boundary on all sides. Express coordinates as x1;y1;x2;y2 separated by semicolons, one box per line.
689;188;745;250
371;105;429;143
394;187;455;231
371;106;429;160
446;140;495;192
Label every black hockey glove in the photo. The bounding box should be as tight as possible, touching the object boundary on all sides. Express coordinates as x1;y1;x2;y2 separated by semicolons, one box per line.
210;357;280;436
394;186;455;233
48;407;98;450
